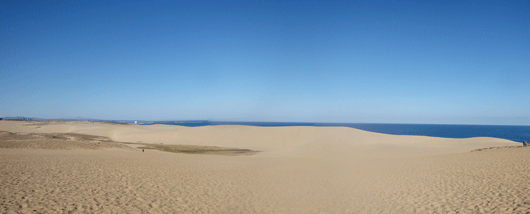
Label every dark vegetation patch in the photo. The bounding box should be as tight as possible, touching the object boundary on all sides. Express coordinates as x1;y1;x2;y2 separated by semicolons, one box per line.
136;143;258;156
0;131;125;150
471;145;525;152
0;131;258;156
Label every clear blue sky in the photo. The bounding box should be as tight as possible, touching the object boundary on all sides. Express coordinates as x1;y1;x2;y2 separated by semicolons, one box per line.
1;1;529;125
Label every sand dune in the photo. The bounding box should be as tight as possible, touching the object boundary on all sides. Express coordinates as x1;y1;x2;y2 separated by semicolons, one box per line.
0;121;515;159
1;121;528;213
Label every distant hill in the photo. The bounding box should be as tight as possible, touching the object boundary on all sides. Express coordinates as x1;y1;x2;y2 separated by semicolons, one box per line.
1;116;44;121
0;116;141;124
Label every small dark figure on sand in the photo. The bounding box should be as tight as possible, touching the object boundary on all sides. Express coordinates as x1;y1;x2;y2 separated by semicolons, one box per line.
142;149;145;152
523;141;527;147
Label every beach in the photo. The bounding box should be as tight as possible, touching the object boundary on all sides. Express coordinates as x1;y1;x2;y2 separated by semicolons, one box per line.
1;121;529;213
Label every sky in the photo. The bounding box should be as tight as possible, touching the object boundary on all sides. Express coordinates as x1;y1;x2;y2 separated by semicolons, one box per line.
1;1;529;125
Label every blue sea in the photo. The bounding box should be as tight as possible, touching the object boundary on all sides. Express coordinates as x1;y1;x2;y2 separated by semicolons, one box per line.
144;121;530;143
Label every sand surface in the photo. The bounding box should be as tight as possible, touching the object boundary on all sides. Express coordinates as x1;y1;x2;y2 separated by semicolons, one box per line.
1;121;529;213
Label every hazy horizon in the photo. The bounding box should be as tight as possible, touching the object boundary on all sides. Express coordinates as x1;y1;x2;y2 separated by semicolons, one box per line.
3;115;530;126
2;1;529;125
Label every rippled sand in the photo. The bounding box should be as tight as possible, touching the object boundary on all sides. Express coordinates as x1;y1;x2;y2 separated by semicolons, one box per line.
1;121;528;213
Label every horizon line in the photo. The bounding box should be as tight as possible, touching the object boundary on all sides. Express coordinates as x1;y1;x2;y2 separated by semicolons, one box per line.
2;116;529;127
